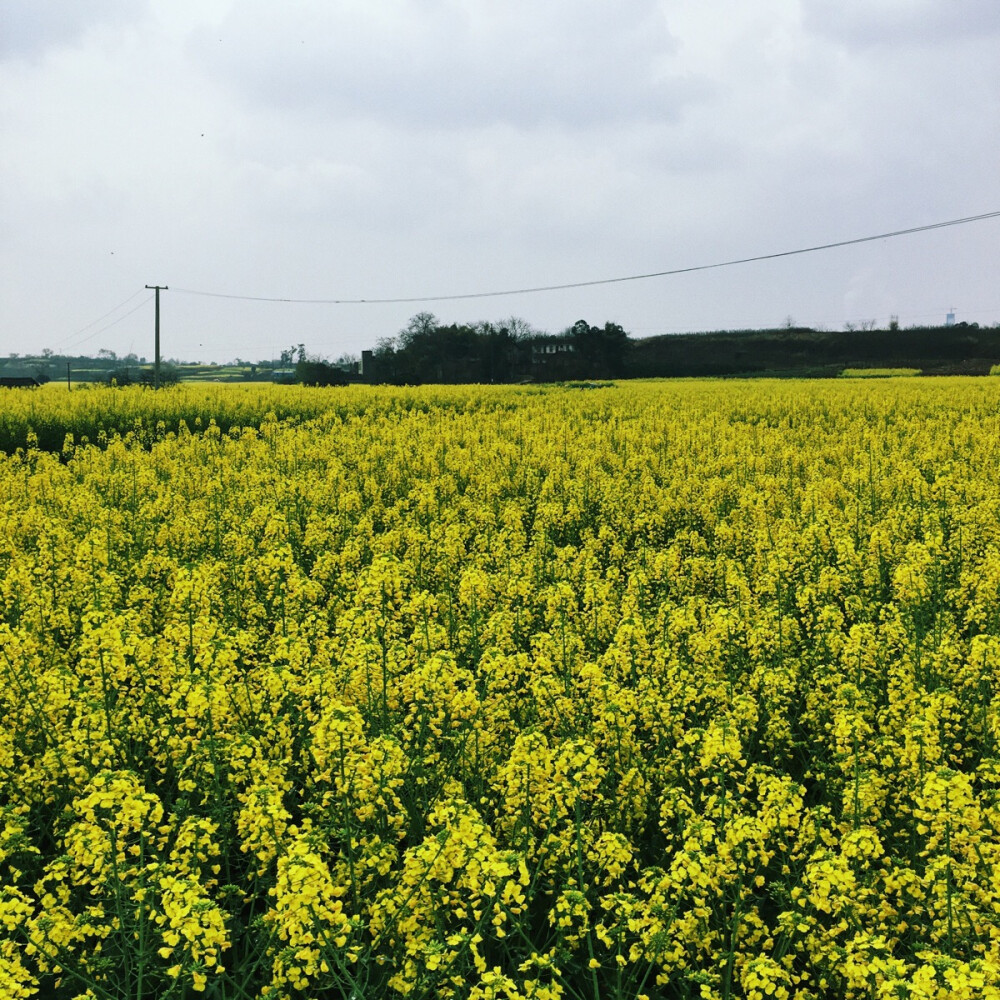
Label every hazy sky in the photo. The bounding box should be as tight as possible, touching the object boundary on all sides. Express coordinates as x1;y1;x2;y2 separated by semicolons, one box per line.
2;0;998;363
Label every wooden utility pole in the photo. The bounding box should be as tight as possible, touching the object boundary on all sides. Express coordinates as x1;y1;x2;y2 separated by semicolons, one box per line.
145;285;168;388
66;362;71;390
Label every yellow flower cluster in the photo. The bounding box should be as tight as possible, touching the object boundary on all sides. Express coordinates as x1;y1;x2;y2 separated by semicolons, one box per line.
1;378;1000;998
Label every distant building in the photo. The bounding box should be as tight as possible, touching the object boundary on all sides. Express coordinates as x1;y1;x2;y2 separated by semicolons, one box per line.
530;338;576;359
946;311;956;327
272;369;297;385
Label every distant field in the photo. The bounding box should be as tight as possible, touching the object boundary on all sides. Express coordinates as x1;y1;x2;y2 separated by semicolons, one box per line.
60;364;266;383
840;367;922;378
175;364;260;381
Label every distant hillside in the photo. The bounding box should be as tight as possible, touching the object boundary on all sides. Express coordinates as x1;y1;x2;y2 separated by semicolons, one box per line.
626;323;1000;378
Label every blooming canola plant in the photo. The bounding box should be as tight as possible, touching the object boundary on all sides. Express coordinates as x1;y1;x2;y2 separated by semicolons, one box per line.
0;379;999;998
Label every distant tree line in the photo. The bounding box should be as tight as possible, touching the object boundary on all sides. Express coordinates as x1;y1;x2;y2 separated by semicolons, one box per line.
367;313;631;384
626;321;1000;378
366;316;1000;382
6;318;1000;387
274;344;355;385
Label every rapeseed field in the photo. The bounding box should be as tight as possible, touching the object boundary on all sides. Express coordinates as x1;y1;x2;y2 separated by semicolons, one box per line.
1;379;999;999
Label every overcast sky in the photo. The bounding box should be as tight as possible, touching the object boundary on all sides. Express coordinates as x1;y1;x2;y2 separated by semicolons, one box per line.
2;0;998;363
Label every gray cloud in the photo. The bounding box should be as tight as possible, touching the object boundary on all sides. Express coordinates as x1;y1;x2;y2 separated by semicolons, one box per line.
0;0;148;59
801;0;1000;47
189;0;706;129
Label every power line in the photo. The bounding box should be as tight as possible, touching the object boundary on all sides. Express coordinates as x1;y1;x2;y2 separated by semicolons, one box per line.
59;294;153;353
52;288;149;347
171;210;1000;306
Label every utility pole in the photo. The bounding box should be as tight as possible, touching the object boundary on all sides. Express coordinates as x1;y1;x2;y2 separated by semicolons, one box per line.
66;362;71;390
145;285;168;388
